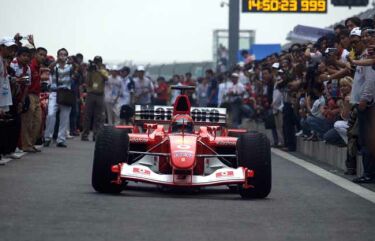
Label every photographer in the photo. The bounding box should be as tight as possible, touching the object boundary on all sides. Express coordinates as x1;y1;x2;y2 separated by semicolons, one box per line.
9;47;34;153
68;54;84;136
81;56;108;141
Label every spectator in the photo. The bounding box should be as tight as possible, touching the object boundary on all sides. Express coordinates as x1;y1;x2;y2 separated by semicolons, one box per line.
134;65;153;105
331;76;353;145
104;68;121;125
345;17;361;32
304;82;334;141
205;69;218;107
352;28;375;183
218;73;233;108
261;67;279;147
196;77;209;107
118;66;135;125
338;29;351;63
217;44;228;72
154;76;169;105
44;48;75;148
272;65;284;147
0;37;17;160
21;47;48;152
279;57;300;152
183;72;195;105
334;24;346;35
226;72;245;128
241;50;254;65
81;56;108;141
10;47;33;152
170;74;182;104
69;53;85;136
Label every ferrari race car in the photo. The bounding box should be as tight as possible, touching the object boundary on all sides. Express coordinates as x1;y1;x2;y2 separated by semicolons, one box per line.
92;86;271;199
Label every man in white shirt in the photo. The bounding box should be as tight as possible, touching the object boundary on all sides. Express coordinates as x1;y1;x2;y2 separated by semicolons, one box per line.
227;73;245;128
118;67;135;124
353;28;375;183
104;69;122;125
134;66;154;105
170;74;182;105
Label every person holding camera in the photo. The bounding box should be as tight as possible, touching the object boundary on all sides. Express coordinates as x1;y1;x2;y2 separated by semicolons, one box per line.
8;47;34;153
81;56;109;141
44;48;75;148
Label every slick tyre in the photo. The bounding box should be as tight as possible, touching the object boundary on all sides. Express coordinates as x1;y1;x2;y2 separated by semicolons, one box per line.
92;126;129;193
237;132;271;199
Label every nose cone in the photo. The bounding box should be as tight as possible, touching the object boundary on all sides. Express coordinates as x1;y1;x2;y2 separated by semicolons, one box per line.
169;135;197;169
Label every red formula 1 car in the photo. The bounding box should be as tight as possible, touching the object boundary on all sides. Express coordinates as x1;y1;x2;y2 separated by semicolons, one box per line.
92;86;271;199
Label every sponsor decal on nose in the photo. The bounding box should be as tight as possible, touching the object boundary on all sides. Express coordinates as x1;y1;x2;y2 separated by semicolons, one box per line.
177;144;191;149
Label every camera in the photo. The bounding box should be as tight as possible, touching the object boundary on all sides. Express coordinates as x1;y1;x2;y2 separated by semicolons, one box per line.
88;60;98;71
325;48;338;55
15;35;30;41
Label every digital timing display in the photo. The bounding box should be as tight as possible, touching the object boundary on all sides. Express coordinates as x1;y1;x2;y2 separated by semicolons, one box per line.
242;0;327;13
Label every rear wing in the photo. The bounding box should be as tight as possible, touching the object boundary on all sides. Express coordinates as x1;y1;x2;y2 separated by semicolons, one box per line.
134;105;227;126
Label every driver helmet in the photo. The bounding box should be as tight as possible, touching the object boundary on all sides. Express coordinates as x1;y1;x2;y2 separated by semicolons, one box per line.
171;115;194;133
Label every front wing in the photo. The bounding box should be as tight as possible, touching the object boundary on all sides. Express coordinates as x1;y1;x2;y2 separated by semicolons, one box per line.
112;164;254;187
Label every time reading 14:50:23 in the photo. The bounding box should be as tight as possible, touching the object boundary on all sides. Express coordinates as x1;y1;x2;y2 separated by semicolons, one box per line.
242;0;327;13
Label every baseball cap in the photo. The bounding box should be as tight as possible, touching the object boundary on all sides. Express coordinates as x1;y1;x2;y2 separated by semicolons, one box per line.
350;27;361;37
272;62;280;69
231;72;239;78
137;65;145;71
0;37;16;47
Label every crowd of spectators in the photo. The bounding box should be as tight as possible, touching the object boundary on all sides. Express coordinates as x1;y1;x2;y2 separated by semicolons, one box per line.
213;16;375;184
1;15;374;184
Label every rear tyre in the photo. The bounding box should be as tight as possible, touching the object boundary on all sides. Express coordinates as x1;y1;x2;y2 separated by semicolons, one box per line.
92;126;129;193
237;132;271;199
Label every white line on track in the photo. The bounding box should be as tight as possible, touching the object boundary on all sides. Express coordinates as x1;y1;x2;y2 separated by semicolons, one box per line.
272;148;375;204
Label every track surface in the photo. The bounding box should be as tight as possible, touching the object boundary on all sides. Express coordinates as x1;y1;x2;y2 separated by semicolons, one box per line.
1;139;374;241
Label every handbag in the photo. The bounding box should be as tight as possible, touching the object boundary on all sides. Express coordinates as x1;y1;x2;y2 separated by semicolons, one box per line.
57;88;75;106
55;66;75;106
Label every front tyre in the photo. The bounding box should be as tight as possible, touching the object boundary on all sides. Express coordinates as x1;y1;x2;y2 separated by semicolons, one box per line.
237;132;271;199
92;126;129;193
